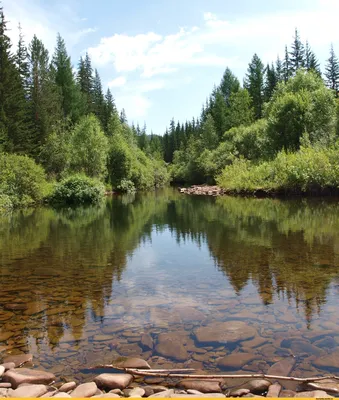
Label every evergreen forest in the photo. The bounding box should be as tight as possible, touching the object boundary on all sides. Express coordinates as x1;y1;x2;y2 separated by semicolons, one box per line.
2;1;339;211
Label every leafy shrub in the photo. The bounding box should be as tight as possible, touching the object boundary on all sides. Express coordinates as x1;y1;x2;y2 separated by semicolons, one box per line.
117;179;136;193
0;153;48;207
0;194;13;212
48;174;105;205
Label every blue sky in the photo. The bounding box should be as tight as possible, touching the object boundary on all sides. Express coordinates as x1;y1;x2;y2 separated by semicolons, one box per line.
3;0;339;134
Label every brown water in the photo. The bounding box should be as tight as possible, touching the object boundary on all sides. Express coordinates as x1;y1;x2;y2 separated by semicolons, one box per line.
1;188;339;382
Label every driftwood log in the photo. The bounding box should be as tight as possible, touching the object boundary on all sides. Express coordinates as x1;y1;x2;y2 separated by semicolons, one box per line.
89;365;339;384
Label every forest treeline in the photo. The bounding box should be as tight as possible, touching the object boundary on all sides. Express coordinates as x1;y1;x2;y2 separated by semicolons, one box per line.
0;5;169;210
163;29;339;195
2;0;339;211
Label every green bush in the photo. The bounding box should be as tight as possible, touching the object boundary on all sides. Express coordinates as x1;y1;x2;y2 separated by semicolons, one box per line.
0;153;48;207
216;146;339;194
117;179;136;193
48;174;105;205
0;194;13;212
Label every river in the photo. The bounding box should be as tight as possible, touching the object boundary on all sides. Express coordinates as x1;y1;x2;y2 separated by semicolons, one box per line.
1;188;339;381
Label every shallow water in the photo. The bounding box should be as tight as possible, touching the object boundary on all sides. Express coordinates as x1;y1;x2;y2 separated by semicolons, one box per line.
1;188;339;382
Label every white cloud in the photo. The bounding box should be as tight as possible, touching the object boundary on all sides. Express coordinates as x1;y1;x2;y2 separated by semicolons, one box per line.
115;94;151;119
88;2;339;80
108;76;127;88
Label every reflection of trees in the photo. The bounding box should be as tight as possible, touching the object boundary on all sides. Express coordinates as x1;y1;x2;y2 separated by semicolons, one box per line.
2;190;339;347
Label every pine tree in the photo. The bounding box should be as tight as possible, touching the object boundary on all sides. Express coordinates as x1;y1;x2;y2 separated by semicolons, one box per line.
28;34;62;157
305;41;321;76
16;23;29;93
325;44;339;96
210;89;228;138
200;114;218;150
0;7;29;153
275;56;283;82
103;88;116;133
283;46;292;82
264;63;278;101
244;53;265;119
218;67;240;105
119;108;127;124
289;28;305;74
52;33;84;122
77;53;93;113
92;68;105;126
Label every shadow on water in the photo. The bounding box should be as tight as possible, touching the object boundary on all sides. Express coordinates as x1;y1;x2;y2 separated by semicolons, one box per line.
1;188;339;380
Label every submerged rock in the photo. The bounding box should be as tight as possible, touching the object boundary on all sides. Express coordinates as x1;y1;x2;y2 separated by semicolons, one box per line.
155;333;188;361
3;354;33;367
266;356;296;376
141;333;154;350
194;321;257;346
313;351;339;370
217;353;259;370
114;357;151;369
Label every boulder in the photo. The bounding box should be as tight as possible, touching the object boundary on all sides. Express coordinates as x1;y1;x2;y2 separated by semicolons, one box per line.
194;321;256;346
266;382;281;397
128;387;145;397
94;373;133;390
59;382;77;392
70;382;97;398
227;388;250;397
177;380;221;393
3;354;33;368
295;390;333;398
243;379;271;394
9;384;49;398
2;368;55;389
114;357;151;369
217;353;258;370
155;334;188;361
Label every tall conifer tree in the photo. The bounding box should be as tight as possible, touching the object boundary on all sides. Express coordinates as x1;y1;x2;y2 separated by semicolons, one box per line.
325;44;339;96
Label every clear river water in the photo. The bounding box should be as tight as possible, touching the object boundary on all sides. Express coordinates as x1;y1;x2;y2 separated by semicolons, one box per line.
1;188;339;382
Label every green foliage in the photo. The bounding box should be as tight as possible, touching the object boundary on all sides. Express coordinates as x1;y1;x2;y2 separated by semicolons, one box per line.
117;179;136;193
244;53;265;119
69;115;108;178
48;174;105;205
0;194;13;212
0;152;48;207
216;146;339;194
266;70;337;152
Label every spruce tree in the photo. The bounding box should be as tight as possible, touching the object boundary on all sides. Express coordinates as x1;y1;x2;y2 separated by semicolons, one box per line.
283;46;292;82
305;41;321;76
119;108;127;124
325;44;339;96
275;56;283;82
77;53;94;113
244;53;265;119
52;33;84;122
264;63;278;101
92;68;105;126
103;88;116;134
210;89;228;138
16;23;30;94
289;28;305;74
218;67;240;105
28;34;62;157
0;7;28;153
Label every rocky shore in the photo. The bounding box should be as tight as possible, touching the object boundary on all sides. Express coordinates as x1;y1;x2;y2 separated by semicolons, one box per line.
0;355;337;398
179;186;225;196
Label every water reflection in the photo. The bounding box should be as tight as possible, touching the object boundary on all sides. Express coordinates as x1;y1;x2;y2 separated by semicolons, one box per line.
1;189;339;380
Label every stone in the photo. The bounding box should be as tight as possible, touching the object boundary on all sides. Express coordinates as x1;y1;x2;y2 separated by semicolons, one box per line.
243;379;271;394
217;353;259;370
279;389;296;397
0;389;9;397
155;334;188;361
241;336;268;349
92;394;121;398
3;354;33;367
70;382;97;398
266;382;281;397
227;388;250;397
4;303;28;311
149;389;174;398
93;335;113;341
187;390;203;395
9;384;49;398
0;365;5;378
0;332;15;342
146;385;168;393
114;357;151;369
0;311;14;321
303;379;339;394
94;373;133;390
0;383;12;388
143;386;154;397
314;337;337;349
59;382;77;392
41;390;58;398
109;389;124;395
294;390;333;398
267;356;296;376
280;338;323;357
194;321;256;346
177;380;221;393
3;368;55;389
52;393;71;398
313;351;339;370
2;362;15;371
171;394;226;398
23;302;48;316
141;333;154;350
128;387;145;397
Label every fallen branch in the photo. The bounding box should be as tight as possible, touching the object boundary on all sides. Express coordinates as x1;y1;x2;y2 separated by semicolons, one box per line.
88;365;195;373
122;368;339;383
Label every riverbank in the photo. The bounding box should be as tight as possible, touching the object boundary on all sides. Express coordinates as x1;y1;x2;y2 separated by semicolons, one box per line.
0;356;337;398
